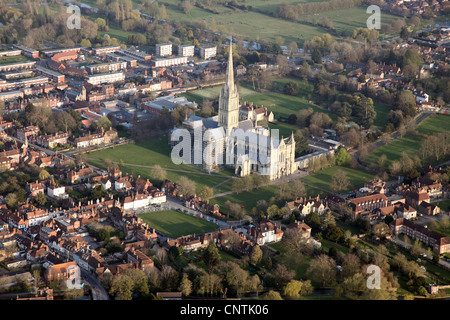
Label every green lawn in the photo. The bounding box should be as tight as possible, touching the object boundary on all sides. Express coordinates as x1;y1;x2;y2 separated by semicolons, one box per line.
139;210;218;238
86;136;233;192
436;200;450;213
184;78;333;137
298;6;400;37
301;166;374;193
364;114;450;169
211;165;373;212
373;102;391;129
0;55;29;65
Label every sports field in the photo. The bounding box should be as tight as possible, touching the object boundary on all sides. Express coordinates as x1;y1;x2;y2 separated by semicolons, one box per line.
139;210;218;238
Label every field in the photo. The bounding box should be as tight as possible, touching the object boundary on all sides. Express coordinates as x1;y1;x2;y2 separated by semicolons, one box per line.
298;7;399;37
86;136;234;193
300;166;374;193
437;200;450;213
0;55;29;65
210;165;374;212
139;210;218;238
373;102;391;129
364;114;450;169
183;77;334;137
159;1;400;44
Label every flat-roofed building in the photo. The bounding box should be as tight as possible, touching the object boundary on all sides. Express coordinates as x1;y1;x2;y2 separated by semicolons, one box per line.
155;43;172;57
86;72;125;85
199;46;217;60
0;90;23;101
0;76;48;91
151;56;188;68
0;50;22;57
93;46;121;55
13;45;39;58
0;61;36;72
119;49;152;62
86;61;127;74
36;66;65;83
177;44;194;57
106;53;138;68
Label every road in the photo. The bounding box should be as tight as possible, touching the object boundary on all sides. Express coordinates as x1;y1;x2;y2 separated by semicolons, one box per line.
390;236;450;269
81;269;109;300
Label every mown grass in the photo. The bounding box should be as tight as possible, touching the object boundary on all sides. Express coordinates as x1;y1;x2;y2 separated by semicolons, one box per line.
139;210;218;238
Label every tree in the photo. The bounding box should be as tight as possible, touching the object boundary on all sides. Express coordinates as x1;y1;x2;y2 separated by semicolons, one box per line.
179;273;193;297
335;147;351;166
202;243;221;273
34;191;47;206
341;254;361;279
110;275;134;300
39;169;50;181
272;264;295;289
329;169;351;192
250;245;263;265
151;165;167;182
177;176;196;199
284;81;299;96
199;99;214;118
305;212;321;231
294;130;309;157
199;186;214;200
282;280;303;299
372;222;392;239
311;49;322;64
306;254;337;287
261;290;283;300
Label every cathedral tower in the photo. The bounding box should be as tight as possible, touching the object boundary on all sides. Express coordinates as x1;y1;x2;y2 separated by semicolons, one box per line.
218;40;240;131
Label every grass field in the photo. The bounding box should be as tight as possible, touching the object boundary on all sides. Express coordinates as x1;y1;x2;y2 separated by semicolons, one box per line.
0;55;29;65
364;114;450;169
139;210;218;238
437;200;450;213
159;1;399;44
298;7;400;37
301;166;374;193
86;136;234;192
373;102;391;129
183;77;334;137
211;165;374;212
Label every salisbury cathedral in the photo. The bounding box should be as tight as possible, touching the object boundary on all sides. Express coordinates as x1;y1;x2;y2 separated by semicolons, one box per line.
172;41;296;181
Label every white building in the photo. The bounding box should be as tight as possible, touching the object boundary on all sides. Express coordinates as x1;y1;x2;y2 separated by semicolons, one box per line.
199;46;217;60
178;44;195;57
155;43;172;57
86;72;125;85
151;56;188;68
47;184;66;199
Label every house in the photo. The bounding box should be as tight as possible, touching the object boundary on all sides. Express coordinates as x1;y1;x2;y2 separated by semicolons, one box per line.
26;181;45;196
286;220;311;239
248;220;283;245
45;261;81;289
126;247;154;271
285;195;326;217
239;102;274;123
47;184;66;199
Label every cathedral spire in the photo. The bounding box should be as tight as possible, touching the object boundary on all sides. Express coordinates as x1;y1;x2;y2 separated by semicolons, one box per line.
226;39;234;90
218;38;239;131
